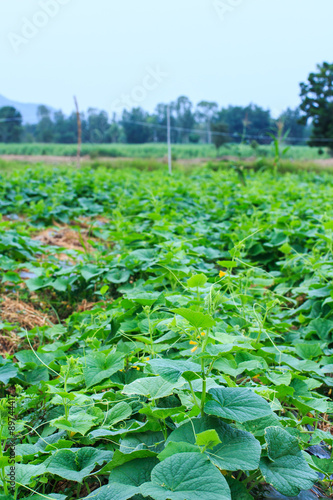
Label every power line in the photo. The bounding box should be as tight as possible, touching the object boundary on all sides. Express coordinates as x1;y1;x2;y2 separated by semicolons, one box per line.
0;118;22;123
120;119;333;144
1;114;333;145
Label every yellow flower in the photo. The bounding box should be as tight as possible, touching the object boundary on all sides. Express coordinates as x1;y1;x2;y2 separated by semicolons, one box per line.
189;340;197;346
191;345;198;353
132;366;140;371
219;271;226;278
201;332;205;336
146;357;150;361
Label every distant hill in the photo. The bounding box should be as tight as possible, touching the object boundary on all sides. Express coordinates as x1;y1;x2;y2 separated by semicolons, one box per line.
0;94;55;124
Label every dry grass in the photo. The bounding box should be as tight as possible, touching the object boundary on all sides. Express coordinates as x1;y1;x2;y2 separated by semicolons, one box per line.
319;413;333;435
33;225;94;252
76;299;98;312
0;330;21;357
1;296;53;331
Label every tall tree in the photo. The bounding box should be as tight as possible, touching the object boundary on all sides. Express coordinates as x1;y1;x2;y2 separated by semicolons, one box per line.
87;108;110;143
122;108;150;143
53;110;77;143
211;122;229;154
35;105;54;142
278;107;308;145
172;96;195;143
300;62;333;152
218;104;271;143
195;101;218;142
0;106;23;142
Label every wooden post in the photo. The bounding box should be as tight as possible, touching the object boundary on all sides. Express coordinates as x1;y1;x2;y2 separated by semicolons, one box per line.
167;105;172;174
74;96;82;168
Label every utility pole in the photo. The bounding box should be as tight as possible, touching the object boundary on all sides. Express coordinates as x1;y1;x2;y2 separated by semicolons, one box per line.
74;96;82;168
167;105;172;174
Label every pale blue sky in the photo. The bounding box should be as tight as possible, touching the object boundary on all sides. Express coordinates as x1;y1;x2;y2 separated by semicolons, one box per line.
1;0;332;117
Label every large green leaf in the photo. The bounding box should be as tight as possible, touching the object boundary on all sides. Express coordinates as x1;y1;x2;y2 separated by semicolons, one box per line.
311;456;333;475
82;483;135;500
148;358;201;383
8;463;46;486
174;308;215;329
120;431;165;454
259;426;317;497
187;274;208;288
100;450;158;474
44;447;113;483
122;376;185;399
166;416;261;471
83;457;158;500
50;412;97;436
106;268;130;284
83;352;124;388
105;402;132;426
158;441;199;461
140;452;231;500
0;363;18;384
205;387;272;423
110;456;158;486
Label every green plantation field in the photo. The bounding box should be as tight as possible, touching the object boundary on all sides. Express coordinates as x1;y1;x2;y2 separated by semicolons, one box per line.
0;161;333;499
0;142;329;160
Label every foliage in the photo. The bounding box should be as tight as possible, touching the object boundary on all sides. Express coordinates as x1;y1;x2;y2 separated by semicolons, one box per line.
268;122;290;173
0;96;311;146
0;142;327;161
300;61;333;153
278;107;309;145
210;122;229;153
0;107;23;143
0;163;332;499
217;104;272;143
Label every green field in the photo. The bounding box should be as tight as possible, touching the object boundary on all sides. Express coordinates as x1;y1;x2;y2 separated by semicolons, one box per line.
0;161;332;499
0;142;329;160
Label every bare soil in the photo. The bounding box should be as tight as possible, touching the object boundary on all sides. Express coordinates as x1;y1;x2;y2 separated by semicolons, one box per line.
33;225;95;252
1;296;53;331
2;153;333;167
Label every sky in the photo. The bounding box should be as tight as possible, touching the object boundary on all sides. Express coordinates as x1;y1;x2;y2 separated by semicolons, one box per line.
1;0;332;118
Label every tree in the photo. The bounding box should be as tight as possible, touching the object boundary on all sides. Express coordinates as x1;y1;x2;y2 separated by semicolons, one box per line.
35;105;54;142
195;101;218;143
0;106;23;142
87;108;110;143
278;107;308;145
300;62;333;152
122;108;150;143
211;122;229;154
171;96;195;143
218;104;271;143
53;110;77;143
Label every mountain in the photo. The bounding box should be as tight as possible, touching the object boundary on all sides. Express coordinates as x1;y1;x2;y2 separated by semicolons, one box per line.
0;94;55;124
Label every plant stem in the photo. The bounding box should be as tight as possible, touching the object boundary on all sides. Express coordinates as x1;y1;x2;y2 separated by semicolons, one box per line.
200;358;206;417
188;380;200;410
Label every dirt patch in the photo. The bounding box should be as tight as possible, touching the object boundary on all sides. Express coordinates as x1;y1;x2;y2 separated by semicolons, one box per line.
318;413;333;435
33;226;95;252
0;154;85;165
76;299;99;312
1;296;53;331
0;331;21;357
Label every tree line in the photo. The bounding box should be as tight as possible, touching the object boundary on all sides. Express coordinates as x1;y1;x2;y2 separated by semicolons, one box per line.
0;100;308;146
1;62;333;150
